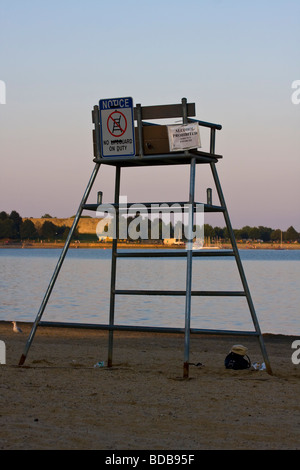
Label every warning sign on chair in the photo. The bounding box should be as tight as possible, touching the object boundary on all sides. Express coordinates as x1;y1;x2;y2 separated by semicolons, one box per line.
99;97;135;157
167;123;201;152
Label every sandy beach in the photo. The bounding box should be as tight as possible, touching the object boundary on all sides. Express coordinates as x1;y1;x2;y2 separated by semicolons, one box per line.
0;321;300;450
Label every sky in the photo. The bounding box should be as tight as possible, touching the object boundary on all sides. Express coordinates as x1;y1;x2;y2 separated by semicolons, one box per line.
0;0;299;231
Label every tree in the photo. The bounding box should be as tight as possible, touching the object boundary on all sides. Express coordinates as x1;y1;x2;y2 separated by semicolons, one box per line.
55;225;67;238
271;229;282;242
0;218;15;238
213;226;224;239
248;226;261;240
233;228;242;239
41;214;53;218
57;225;79;240
239;226;252;239
0;211;8;221
204;224;214;238
148;217;165;240
174;220;184;240
9;210;22;238
20;219;38;240
40;221;57;240
223;226;229;240
0;210;23;239
257;226;273;242
285;226;299;242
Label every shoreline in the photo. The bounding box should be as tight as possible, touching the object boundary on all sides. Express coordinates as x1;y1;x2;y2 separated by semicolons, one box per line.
1;242;299;250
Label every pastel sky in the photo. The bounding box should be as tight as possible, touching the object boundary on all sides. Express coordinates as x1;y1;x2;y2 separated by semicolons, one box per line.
1;0;299;230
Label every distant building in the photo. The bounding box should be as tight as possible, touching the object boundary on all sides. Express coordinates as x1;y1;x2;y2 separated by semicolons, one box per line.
163;238;185;245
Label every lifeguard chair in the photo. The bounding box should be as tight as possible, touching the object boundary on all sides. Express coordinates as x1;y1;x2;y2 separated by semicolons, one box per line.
19;97;272;377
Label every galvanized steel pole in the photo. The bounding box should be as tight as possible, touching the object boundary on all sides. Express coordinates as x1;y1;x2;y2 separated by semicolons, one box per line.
183;157;196;378
107;164;121;367
18;162;101;366
209;129;272;375
182;97;196;378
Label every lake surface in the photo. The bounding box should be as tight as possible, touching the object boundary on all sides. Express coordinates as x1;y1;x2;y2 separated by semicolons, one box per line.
0;248;299;335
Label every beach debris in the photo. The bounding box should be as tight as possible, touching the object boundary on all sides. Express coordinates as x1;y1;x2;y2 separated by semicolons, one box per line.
94;361;105;368
225;344;251;370
189;362;204;368
12;321;23;333
251;362;266;371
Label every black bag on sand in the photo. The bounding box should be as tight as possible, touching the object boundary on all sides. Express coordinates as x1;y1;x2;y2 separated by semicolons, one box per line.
224;344;251;370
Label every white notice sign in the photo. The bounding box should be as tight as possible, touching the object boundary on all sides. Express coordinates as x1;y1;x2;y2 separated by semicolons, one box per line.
167;123;201;152
99;97;135;157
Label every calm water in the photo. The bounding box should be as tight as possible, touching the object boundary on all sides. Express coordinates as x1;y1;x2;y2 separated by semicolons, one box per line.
0;248;299;335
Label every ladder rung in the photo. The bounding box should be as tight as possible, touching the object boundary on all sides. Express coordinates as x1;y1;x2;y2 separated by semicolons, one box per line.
114;289;246;296
82;202;225;213
116;250;235;258
38;321;259;337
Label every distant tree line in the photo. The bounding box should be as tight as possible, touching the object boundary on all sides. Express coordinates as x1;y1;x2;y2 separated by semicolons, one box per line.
0;210;299;243
0;211;78;241
104;215;299;243
203;224;299;242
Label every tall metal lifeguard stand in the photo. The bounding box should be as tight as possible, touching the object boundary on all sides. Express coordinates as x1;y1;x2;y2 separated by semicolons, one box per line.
19;97;272;376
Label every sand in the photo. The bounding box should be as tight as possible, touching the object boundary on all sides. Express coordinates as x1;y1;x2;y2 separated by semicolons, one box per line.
0;321;300;450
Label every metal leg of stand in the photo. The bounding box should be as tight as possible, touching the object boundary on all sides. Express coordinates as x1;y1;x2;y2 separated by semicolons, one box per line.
183;157;196;378
18;163;101;366
210;161;273;375
107;165;121;368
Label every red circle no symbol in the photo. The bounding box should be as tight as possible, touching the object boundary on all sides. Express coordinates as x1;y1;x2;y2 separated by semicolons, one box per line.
107;111;127;137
